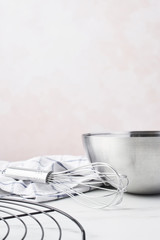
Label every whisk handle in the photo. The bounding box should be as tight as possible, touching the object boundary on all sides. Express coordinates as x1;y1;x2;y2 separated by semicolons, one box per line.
4;167;51;183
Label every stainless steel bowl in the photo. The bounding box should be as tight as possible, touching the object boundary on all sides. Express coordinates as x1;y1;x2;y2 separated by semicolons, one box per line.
82;131;160;194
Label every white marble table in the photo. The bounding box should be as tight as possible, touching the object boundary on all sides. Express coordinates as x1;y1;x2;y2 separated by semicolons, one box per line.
1;192;160;239
48;191;160;240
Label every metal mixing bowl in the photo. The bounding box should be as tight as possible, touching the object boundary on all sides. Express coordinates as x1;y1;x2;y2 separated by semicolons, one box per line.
82;131;160;194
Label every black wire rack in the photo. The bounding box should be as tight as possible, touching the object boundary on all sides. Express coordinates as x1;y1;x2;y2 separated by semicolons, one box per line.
0;198;86;240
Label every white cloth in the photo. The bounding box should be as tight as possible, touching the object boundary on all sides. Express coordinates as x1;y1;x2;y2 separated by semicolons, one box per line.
0;155;90;202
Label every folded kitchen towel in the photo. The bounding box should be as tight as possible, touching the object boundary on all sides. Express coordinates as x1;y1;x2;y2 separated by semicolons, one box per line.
0;155;90;202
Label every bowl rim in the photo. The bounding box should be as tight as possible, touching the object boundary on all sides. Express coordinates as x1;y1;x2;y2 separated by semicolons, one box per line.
82;131;160;138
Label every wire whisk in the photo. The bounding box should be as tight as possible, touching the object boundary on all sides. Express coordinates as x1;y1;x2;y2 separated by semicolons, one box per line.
4;162;128;209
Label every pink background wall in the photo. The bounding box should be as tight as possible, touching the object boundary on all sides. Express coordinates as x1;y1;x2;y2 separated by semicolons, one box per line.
0;0;160;161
